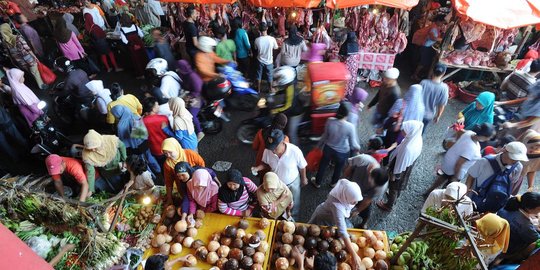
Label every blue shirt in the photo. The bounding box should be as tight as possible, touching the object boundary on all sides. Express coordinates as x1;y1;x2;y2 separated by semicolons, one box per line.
498;208;540;255
163;126;198;151
234;28;251;59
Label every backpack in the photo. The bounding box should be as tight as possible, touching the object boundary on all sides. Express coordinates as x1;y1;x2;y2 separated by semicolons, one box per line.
470;155;518;213
412;24;434;46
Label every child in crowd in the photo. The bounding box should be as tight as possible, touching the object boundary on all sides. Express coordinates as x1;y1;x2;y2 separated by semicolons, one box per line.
125;155;155;191
365;137;397;164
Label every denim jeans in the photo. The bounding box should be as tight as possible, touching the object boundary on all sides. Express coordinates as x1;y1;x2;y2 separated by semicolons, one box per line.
315;145;349;185
287;176;301;220
256;62;273;82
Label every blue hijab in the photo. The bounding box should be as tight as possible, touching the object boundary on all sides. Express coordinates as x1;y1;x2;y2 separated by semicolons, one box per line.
403;84;425;122
462;91;495;130
111;105;144;149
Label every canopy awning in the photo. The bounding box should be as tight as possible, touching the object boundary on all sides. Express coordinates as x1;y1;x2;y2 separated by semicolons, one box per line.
160;0;236;3
326;0;419;10
247;0;320;8
0;224;52;270
453;0;540;29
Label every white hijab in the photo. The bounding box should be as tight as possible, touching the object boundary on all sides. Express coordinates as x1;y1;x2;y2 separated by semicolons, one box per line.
329;179;363;218
86;80;112;104
390;120;423;174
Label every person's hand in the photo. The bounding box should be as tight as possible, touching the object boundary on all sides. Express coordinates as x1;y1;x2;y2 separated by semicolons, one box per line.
351;253;362;270
291;245;306;268
125;180;134;190
187;214;195;226
494;101;502;107
456;117;465;125
301;176;308;187
305;255;314;269
502;122;515;129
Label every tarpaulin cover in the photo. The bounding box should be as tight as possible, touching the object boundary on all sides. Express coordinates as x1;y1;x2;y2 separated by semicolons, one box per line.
0;224;52;270
161;0;236;3
453;0;540;29
308;62;349;82
326;0;419;10
248;0;320;8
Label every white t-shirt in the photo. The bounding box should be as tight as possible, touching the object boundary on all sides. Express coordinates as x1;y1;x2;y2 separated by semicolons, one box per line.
83;7;105;29
147;0;165;16
441;131;481;180
255;35;278;65
131;171;155;190
467;154;523;190
262;143;307;185
421;189;473;217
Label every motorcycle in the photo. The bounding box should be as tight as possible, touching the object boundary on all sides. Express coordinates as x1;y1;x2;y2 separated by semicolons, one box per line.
50;81;95;125
197;76;232;134
30;101;80;158
218;63;260;111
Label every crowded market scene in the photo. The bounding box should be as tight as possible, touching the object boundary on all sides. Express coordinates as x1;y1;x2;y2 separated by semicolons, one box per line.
2;0;540;269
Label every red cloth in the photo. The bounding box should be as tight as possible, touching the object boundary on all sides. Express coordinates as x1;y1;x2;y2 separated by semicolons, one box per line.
516;49;539;70
143;114;170;156
84;13;106;39
370;151;388;164
0;224;52;270
482;146;496;156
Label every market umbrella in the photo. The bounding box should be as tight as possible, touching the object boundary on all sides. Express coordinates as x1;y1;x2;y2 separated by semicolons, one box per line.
326;0;419;10
0;223;52;270
247;0;321;8
453;0;540;29
161;0;237;3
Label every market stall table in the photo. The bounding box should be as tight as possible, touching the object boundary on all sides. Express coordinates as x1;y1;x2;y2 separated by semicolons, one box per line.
440;61;513;83
140;213;276;269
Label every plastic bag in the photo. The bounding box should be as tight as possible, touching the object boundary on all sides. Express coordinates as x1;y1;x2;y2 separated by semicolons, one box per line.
130;118;148;139
306;148;323;172
37;61;56;85
27;235;52;259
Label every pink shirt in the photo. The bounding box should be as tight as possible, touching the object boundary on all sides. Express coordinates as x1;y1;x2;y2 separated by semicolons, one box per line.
58;32;85;61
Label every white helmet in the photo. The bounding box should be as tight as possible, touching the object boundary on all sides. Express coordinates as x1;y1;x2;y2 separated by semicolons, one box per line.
197;36;217;53
273;66;296;86
146;58;168;76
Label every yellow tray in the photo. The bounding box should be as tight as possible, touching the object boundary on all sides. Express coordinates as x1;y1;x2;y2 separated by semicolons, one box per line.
268;222;389;269
140;213;276;269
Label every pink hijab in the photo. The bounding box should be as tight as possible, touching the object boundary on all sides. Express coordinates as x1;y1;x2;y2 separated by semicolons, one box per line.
187;169;219;207
6;68;40;106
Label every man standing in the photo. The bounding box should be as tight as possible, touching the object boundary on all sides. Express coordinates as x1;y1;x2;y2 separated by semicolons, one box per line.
343;154;388;228
421;63;449;133
367;68;401;130
14;14;43;59
500;59;540;101
466;142;527;196
45;154;91;202
253;129;308;220
254;22;278;92
183;5;199;62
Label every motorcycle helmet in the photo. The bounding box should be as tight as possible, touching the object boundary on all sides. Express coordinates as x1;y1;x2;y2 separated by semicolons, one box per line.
145;58;168;77
203;76;231;101
54;56;74;73
197;36;217;53
273;66;296;87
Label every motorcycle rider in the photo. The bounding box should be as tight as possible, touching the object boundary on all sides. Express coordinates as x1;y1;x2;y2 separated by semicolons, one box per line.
194;36;232;83
145;58;182;101
53;56;94;108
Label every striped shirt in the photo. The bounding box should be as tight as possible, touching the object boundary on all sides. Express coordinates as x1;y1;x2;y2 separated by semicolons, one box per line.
501;71;537;100
218;178;258;216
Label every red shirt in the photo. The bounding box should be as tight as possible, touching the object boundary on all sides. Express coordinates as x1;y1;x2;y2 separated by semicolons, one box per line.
51;157;89;184
143;114;169;156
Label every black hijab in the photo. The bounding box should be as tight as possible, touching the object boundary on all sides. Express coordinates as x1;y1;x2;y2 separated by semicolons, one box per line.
218;169;246;203
174;162;194;194
339;31;359;56
284;25;303;46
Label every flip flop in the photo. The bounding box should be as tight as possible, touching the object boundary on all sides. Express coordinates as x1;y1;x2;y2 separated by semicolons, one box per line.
376;201;392;212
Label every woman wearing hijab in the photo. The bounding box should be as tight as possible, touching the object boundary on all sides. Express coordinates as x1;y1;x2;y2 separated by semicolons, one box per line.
218;169;258;216
54;17;86;62
110;105;160;174
402;84;425;122
474;213;510;265
63;13;80;38
187;169;219;213
377;120;424;211
163;97;198;150
6;68;43;127
161;138;205;206
308;179;363;270
84;13;121;73
174;162;218;212
0;24;45;89
421;182;473;216
119;13;148;78
520;130;540;192
82;129;127;194
177;60;204;138
497;192;540;262
339;31;360;98
458;91;495;130
276;25;308;68
85;80;111;115
256;172;293;220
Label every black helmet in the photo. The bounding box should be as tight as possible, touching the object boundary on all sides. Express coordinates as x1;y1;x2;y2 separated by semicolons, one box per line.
53;57;74;73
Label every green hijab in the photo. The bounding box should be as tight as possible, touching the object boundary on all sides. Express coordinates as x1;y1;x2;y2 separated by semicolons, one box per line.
462;91;495;130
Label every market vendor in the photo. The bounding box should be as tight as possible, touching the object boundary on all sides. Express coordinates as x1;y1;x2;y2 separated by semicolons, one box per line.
45;154;90;202
500;59;540;101
161;138;205;206
474;213;511;266
217;169;258;217
82;129;127;193
457;92;495;131
308;179;363;270
256;172;293;219
497;192;540;263
421;182;473;217
186;169;219;213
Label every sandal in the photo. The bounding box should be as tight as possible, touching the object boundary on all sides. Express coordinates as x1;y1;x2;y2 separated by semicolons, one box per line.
376;201;392;212
310;177;321;189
